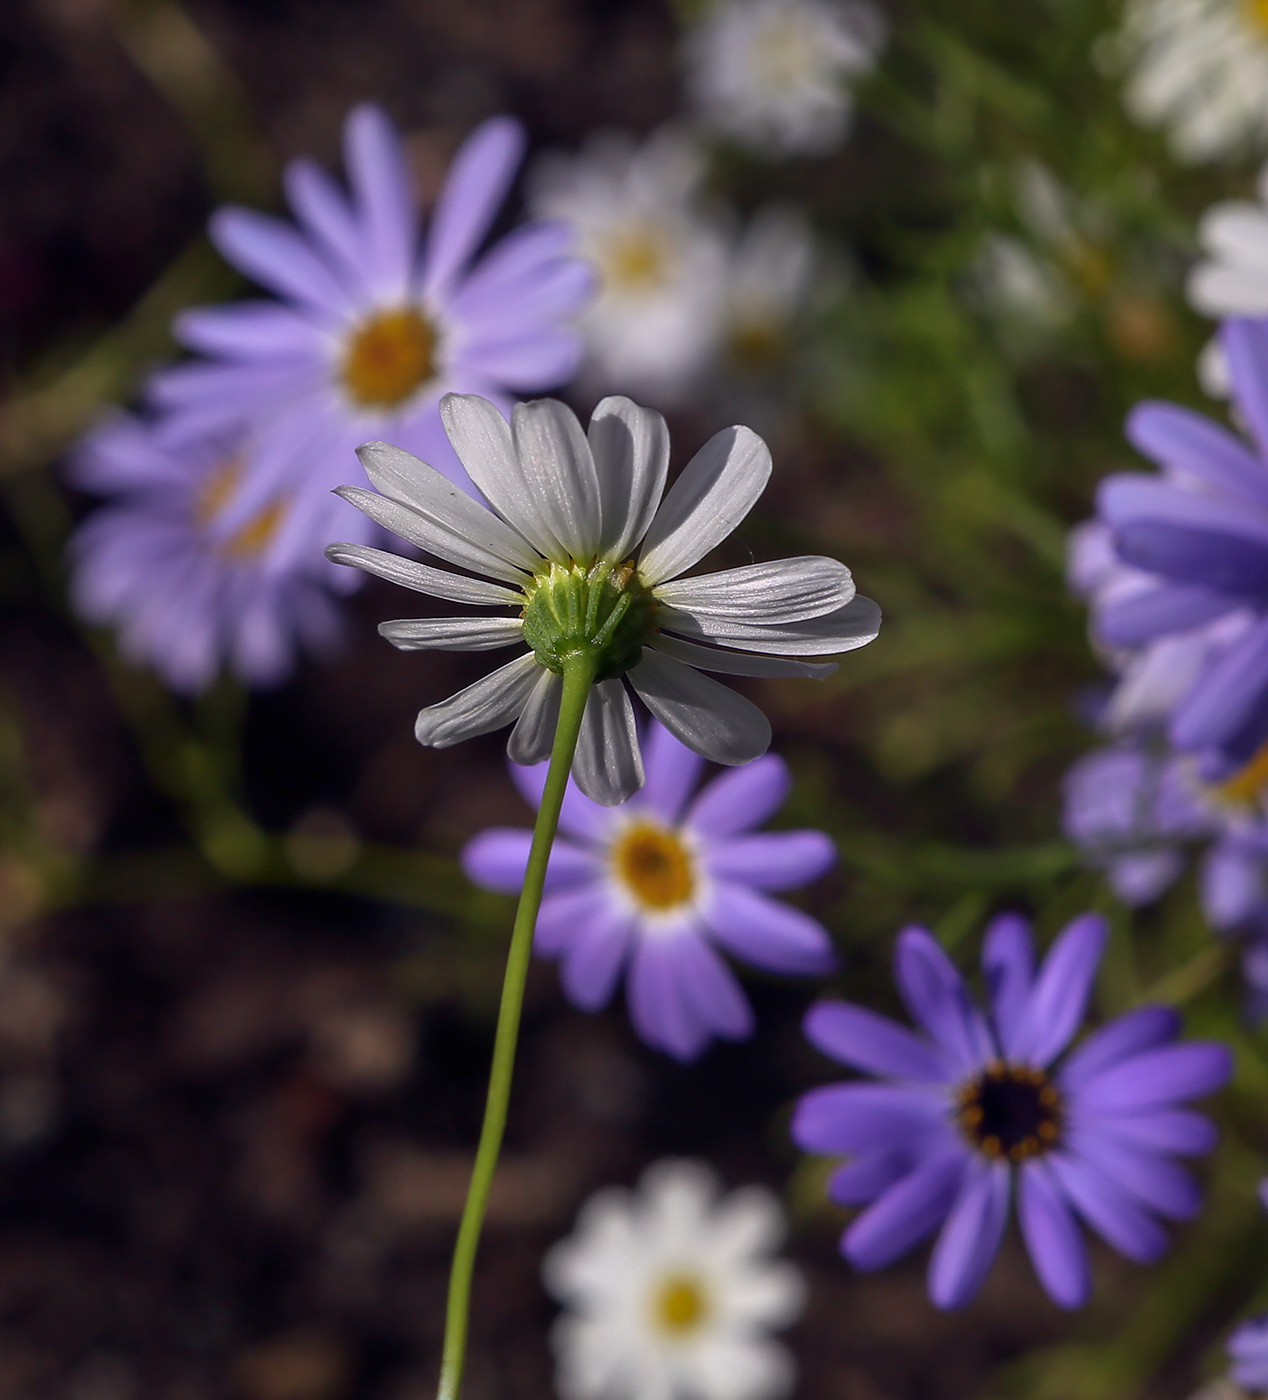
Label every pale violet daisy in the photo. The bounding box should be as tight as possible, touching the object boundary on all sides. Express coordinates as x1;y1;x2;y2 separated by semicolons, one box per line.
69;410;345;692
542;1160;805;1400
683;0;885;157
1112;0;1268;162
528;127;730;406
327;392;880;805
462;719;836;1061
152;104;593;573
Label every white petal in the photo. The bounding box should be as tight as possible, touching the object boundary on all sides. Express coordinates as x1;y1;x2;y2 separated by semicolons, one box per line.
628;648;771;766
659;594;881;655
436;393;538;534
653;556;854;625
571;679;644;805
637;425;772;585
588;396;670;562
414;653;541;748
325;542;522;606
649;634;836;679
352;440;540;577
378;616;525;651
508;668;562;764
510;399;602;562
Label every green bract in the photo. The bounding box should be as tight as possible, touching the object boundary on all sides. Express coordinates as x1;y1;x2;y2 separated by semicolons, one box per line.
521;560;658;681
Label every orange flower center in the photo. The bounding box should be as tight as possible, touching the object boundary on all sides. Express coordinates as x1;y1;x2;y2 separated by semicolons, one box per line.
1216;737;1268;808
195;456;287;562
611;821;695;912
342;307;438;409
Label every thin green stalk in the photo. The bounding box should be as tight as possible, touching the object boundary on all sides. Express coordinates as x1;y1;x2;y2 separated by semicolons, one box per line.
437;653;597;1400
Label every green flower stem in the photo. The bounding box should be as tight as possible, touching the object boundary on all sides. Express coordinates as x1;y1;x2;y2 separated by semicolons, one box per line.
437;651;597;1400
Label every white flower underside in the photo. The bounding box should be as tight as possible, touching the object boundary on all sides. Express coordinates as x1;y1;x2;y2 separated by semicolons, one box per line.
328;391;880;804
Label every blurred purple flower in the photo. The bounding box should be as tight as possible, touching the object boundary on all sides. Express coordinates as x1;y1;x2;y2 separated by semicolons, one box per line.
1230;1315;1268;1391
461;719;836;1060
791;915;1231;1310
68;411;346;691
1090;317;1268;778
1063;739;1268;1018
152;104;593;573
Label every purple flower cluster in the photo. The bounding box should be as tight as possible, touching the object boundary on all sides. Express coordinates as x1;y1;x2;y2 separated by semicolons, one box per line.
1079;317;1268;780
462;719;836;1060
791;914;1230;1309
1065;315;1268;1000
1063;740;1268;1017
69;104;591;691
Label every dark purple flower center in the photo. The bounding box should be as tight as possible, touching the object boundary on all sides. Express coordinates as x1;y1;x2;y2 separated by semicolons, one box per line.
956;1061;1062;1162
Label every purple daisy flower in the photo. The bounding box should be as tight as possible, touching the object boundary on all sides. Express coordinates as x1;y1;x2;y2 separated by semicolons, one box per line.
791;915;1231;1310
150;104;594;573
461;719;837;1061
1064;738;1268;1019
1092;316;1268;778
68;410;345;691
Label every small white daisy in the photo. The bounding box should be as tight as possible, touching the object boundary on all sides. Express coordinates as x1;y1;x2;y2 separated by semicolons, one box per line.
543;1160;804;1400
528;128;730;406
328;392;880;805
1187;164;1268;394
683;0;885;157
720;205;815;376
1114;0;1268;162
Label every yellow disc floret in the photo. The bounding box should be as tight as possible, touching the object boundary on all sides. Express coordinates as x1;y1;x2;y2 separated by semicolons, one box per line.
652;1272;709;1336
612;821;696;912
342;307;438;409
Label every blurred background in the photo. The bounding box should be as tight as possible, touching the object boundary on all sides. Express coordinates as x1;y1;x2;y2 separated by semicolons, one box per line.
1;0;1265;1396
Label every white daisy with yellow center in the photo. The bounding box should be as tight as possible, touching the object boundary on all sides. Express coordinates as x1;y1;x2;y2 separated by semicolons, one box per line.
543;1160;804;1400
529;127;730;406
684;0;885;157
1113;0;1268;161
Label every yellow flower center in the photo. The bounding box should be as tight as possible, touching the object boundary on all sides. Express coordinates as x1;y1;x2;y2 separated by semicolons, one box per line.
755;15;817;91
1247;0;1268;34
341;307;438;409
195;456;287;562
729;317;784;372
599;226;672;294
611;821;696;912
1215;737;1268;809
653;1273;709;1336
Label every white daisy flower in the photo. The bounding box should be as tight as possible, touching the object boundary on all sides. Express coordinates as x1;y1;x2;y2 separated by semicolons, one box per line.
327;393;880;806
1187;164;1268;394
683;0;885;157
528;128;730;406
543;1160;805;1400
1114;0;1268;162
721;205;815;375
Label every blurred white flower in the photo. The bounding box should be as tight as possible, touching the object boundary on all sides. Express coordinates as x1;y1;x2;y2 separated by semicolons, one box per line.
1113;0;1268;162
684;0;884;156
721;205;815;375
530;129;729;406
1187;164;1268;395
543;1160;804;1400
971;162;1116;331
